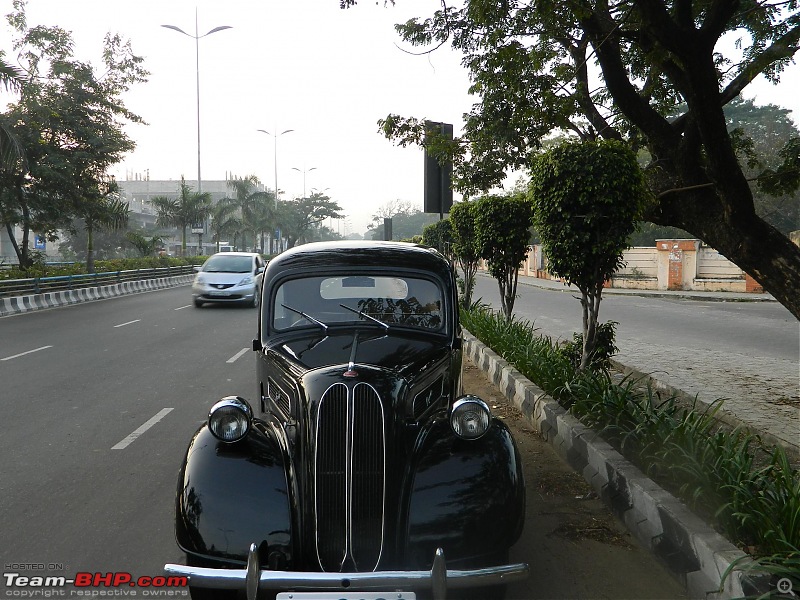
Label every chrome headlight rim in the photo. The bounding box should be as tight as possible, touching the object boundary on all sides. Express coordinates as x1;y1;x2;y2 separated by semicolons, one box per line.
208;396;253;443
450;395;491;440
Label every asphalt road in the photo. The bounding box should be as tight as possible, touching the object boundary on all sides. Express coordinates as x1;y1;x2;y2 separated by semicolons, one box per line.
0;286;685;599
472;274;800;453
0;286;258;585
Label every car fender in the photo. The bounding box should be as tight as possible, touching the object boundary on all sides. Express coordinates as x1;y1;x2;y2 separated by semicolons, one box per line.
175;422;293;567
402;418;525;568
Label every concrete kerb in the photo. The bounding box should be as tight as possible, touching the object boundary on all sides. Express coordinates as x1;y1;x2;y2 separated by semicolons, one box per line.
462;330;768;600
0;274;194;317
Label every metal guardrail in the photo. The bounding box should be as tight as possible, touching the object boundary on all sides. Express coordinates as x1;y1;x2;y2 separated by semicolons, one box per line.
0;266;196;298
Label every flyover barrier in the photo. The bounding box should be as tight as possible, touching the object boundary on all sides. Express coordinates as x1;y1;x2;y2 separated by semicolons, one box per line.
0;265;196;297
0;267;195;317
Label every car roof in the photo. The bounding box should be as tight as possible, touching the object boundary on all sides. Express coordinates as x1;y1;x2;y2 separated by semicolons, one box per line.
209;252;259;257
265;241;451;280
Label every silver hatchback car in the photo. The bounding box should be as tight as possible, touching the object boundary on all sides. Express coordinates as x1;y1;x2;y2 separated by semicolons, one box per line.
192;252;266;308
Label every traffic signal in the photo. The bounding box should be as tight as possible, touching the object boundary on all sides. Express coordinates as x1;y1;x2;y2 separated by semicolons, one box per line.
423;121;453;216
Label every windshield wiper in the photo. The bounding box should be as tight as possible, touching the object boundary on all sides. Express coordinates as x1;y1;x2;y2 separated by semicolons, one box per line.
340;304;390;330
282;304;328;333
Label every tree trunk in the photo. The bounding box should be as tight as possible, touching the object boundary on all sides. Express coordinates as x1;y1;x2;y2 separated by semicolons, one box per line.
654;184;800;320
86;224;95;274
586;8;800;321
459;258;479;309
579;284;603;372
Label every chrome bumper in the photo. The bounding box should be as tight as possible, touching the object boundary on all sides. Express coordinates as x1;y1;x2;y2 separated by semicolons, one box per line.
165;544;529;600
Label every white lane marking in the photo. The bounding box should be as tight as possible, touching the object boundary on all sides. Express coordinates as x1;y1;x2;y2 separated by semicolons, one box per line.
114;319;141;328
174;305;191;310
112;408;174;450
1;345;53;361
227;348;249;363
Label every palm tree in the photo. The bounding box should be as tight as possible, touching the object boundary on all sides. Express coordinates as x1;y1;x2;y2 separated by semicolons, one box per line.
125;230;165;257
151;177;212;256
80;195;130;273
249;192;278;253
223;175;272;252
209;198;240;252
0;60;25;170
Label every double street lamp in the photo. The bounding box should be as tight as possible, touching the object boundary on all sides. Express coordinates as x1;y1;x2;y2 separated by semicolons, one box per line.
292;166;317;200
161;12;232;194
257;128;294;203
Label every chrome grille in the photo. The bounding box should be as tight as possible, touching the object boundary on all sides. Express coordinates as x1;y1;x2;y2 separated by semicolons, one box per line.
315;382;385;572
316;383;348;570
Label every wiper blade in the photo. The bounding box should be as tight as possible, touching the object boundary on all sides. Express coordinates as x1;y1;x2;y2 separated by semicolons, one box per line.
282;304;328;333
340;304;390;330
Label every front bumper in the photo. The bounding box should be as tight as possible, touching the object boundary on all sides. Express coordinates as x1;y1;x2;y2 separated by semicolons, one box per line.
165;544;528;600
192;283;257;303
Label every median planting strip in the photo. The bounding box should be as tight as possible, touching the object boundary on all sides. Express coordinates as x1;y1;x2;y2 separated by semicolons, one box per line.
462;330;772;599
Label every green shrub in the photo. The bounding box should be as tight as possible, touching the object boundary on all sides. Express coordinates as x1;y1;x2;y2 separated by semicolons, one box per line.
0;256;202;280
555;320;619;372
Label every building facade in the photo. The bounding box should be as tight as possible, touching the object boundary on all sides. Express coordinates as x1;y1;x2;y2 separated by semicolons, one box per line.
0;175;264;262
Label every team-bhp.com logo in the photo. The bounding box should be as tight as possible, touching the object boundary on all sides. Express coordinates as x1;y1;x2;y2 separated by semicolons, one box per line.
4;571;188;593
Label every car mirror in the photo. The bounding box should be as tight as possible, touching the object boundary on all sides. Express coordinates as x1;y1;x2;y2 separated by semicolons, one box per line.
252;338;262;352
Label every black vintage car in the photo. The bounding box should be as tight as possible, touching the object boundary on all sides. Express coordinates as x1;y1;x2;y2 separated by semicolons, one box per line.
165;241;528;599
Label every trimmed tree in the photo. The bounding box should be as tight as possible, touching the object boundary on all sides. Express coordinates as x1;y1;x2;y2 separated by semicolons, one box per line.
372;1;800;320
449;200;481;309
421;218;453;260
530;140;647;371
473;194;535;318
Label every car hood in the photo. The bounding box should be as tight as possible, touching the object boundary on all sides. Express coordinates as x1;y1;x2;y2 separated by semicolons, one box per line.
269;330;451;376
197;272;253;284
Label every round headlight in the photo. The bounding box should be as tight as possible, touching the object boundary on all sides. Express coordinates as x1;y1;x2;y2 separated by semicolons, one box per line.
450;395;491;440
208;396;253;443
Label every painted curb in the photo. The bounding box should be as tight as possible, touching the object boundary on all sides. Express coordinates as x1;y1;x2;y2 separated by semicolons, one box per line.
0;275;194;317
462;330;768;600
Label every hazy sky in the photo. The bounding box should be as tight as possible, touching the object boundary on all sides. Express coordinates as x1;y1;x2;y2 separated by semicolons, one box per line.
2;1;798;235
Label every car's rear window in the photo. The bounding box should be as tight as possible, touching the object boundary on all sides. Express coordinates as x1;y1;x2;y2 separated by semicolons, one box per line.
272;274;444;331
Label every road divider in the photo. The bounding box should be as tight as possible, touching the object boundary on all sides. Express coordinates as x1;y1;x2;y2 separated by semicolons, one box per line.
0;275;194;318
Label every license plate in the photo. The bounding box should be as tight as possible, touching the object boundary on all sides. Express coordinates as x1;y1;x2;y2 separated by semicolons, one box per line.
276;593;415;600
208;291;230;297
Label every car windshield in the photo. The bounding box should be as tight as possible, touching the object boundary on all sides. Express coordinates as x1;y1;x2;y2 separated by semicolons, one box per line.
202;255;252;273
272;274;444;331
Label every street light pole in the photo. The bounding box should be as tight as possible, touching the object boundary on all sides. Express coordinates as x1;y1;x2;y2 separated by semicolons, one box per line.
292;166;317;200
257;128;294;204
161;11;231;194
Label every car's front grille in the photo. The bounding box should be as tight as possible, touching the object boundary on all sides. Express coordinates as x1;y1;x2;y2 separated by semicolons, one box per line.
315;383;385;572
